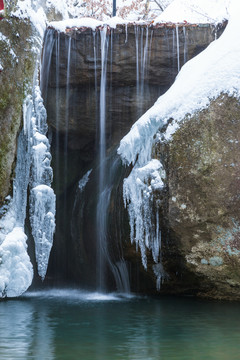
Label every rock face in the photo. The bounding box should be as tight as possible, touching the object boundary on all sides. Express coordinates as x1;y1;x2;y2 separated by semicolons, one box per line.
0;17;38;206
156;94;240;300
0;1;68;208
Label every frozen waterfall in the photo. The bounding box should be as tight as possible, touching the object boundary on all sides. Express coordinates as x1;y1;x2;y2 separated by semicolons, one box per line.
29;86;56;280
0;80;55;297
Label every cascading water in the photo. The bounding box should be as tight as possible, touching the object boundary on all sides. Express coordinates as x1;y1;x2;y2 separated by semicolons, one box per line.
96;26;109;291
55;32;60;196
96;27;130;293
40;22;220;293
64;36;72;213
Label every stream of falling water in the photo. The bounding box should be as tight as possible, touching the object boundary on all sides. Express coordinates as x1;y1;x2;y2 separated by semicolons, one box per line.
64;36;72;214
97;26;109;291
55;33;60;196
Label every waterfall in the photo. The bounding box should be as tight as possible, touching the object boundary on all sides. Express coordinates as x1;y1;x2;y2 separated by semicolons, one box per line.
96;26;109;291
64;36;72;214
40;29;55;103
183;27;188;64
55;32;60;196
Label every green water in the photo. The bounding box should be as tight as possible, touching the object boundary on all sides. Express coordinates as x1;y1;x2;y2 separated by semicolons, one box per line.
0;290;240;360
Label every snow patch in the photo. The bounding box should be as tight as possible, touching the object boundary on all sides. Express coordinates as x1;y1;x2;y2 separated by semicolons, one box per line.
154;0;230;24
49;17;103;32
12;1;47;38
0;227;33;298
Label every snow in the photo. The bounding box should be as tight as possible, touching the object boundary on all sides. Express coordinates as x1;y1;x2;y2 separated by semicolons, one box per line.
105;16;130;28
46;0;69;19
50;17;103;31
49;16;139;32
0;227;33;298
154;0;230;24
12;1;48;38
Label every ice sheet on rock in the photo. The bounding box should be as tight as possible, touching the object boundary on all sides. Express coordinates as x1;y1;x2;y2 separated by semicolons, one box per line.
123;159;165;269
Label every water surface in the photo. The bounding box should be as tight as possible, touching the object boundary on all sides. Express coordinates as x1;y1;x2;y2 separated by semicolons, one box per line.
0;290;240;359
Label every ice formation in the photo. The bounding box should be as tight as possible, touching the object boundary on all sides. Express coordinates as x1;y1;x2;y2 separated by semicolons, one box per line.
78;170;92;191
123;160;165;269
118;0;239;287
0;83;55;296
0;102;33;297
28;86;56;280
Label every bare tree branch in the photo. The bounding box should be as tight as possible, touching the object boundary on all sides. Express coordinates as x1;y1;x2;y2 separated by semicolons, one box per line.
152;0;164;12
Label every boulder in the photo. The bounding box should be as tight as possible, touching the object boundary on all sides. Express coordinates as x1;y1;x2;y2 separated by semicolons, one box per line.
157;94;240;300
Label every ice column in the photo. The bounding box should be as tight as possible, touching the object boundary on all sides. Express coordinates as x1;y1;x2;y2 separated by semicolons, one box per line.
29;86;56;280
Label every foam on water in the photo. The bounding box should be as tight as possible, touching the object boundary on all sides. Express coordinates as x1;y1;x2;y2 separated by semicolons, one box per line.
23;289;134;302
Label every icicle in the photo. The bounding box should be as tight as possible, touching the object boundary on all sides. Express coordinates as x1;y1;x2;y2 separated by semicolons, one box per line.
125;24;128;43
176;25;180;72
183;27;188;65
0;96;34;298
140;27;149;95
29;85;56;281
123;159;165;269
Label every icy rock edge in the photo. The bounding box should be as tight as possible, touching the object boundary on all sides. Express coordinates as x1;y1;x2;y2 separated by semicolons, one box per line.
0;82;55;298
118;0;240;291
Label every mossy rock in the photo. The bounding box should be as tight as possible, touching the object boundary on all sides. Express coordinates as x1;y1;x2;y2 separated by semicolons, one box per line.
157;94;240;299
0;16;40;207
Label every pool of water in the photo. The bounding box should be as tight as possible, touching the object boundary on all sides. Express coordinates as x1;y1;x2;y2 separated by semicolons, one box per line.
0;289;240;359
